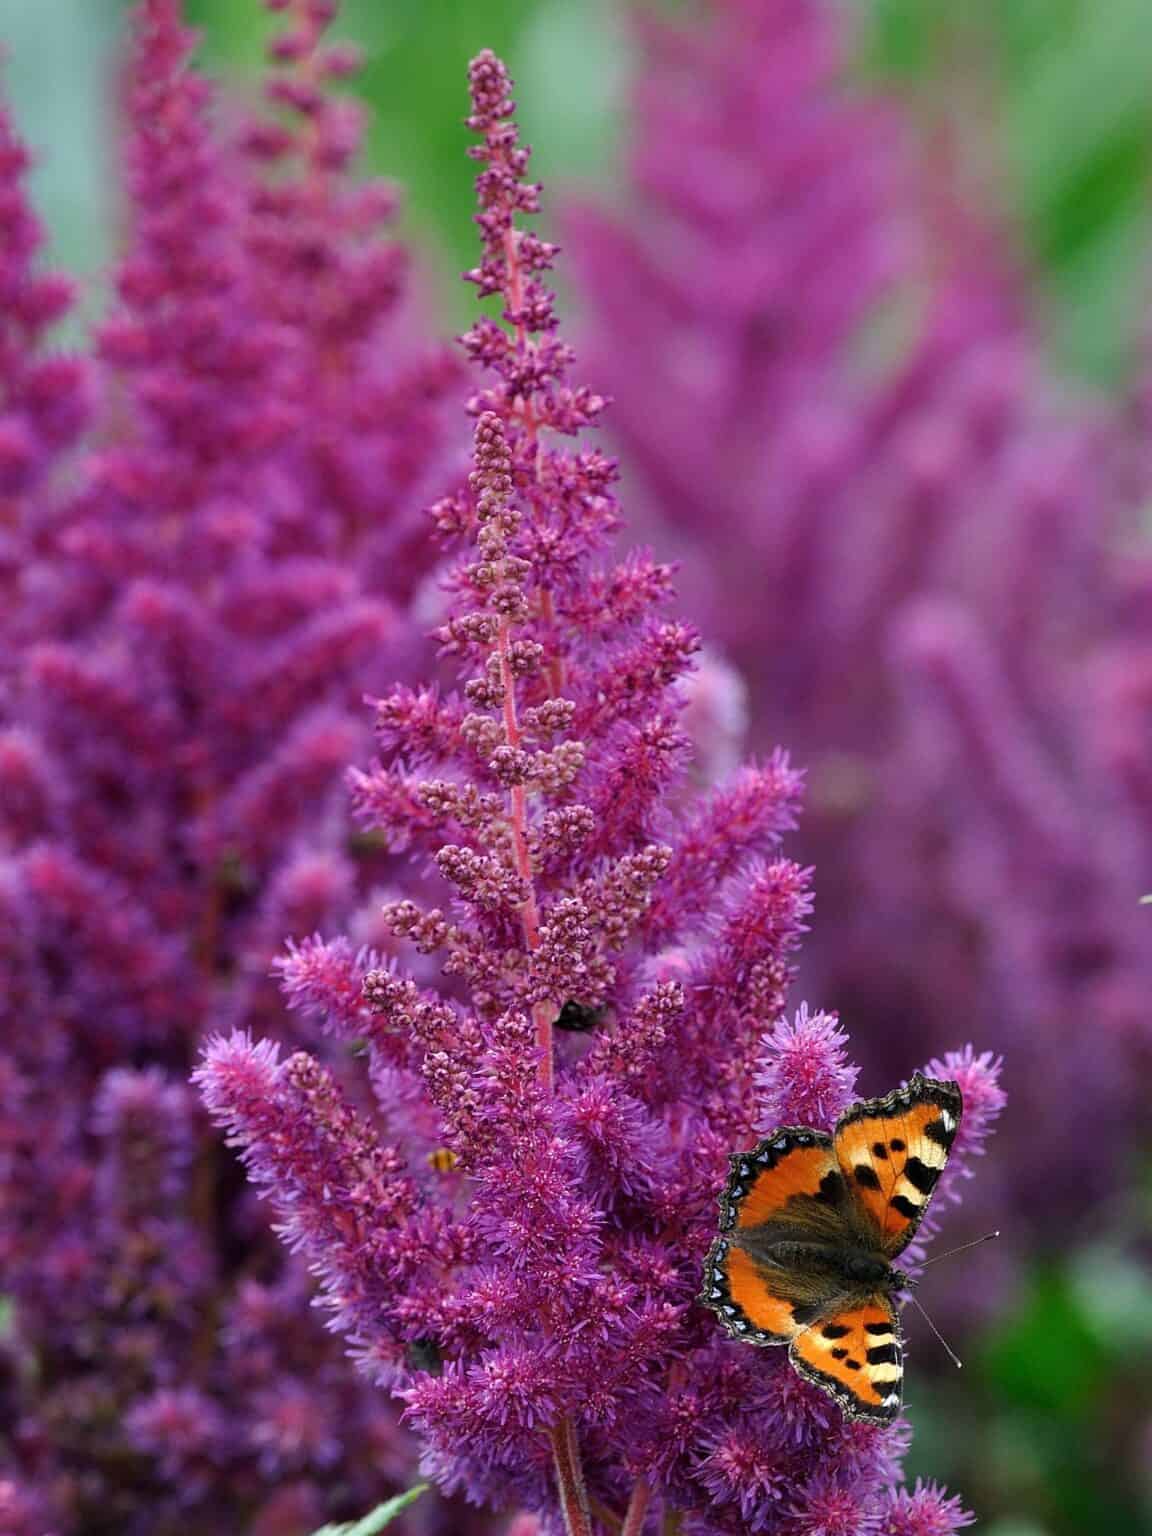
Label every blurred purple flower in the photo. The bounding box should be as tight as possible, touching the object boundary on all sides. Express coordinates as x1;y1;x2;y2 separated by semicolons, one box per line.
566;0;1149;1260
201;49;997;1534
0;1479;62;1536
0;112;89;512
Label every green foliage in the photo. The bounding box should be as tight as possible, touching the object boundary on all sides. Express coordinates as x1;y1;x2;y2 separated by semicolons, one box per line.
857;0;1152;382
175;0;1152;373
0;0;119;291
979;1260;1150;1533
904;1255;1152;1535
983;1264;1106;1419
183;0;627;317
310;1483;428;1536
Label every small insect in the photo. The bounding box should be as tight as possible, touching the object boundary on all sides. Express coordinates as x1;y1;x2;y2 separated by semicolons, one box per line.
553;999;604;1033
700;1073;964;1423
427;1147;459;1174
405;1336;443;1376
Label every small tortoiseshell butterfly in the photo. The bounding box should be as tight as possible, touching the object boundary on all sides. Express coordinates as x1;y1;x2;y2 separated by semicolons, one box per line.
700;1073;962;1424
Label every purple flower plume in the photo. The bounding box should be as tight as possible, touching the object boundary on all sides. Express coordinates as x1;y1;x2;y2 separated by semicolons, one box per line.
0;2;471;1531
200;48;997;1534
0;113;89;515
754;1005;859;1131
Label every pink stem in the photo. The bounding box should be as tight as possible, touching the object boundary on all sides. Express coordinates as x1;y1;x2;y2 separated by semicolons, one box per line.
549;1417;594;1536
496;220;560;1090
495;613;555;1092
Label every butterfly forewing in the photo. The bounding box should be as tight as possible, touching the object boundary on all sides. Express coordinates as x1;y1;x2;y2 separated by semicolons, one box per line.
718;1129;840;1233
833;1074;962;1256
789;1297;904;1424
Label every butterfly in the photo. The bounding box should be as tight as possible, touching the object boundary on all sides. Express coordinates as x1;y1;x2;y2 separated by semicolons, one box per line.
700;1073;962;1424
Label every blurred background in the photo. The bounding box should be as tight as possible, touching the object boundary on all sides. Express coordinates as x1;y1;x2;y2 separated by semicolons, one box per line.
12;0;1152;380
5;1;1152;1533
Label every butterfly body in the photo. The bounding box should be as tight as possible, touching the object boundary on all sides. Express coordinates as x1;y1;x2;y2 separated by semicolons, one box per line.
701;1074;962;1424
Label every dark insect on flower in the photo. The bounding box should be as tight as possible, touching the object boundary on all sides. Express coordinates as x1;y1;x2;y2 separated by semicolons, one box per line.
553;999;605;1032
427;1146;460;1173
406;1337;444;1377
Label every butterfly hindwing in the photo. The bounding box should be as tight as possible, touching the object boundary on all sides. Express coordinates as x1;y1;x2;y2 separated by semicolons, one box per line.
789;1295;904;1424
701;1237;803;1344
833;1073;962;1256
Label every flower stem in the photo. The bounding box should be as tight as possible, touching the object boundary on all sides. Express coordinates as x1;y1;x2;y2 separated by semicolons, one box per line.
496;219;562;1091
549;1416;594;1536
589;1498;624;1534
495;613;555;1092
621;1480;651;1536
504;226;565;700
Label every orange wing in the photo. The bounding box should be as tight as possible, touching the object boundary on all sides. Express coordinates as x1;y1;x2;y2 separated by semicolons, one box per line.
701;1239;805;1344
701;1129;842;1345
789;1296;904;1423
833;1074;961;1256
717;1128;840;1233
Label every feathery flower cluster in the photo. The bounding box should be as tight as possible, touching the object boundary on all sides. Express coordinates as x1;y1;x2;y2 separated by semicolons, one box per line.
0;2;470;1530
0;114;89;523
567;0;1147;1257
201;50;1001;1534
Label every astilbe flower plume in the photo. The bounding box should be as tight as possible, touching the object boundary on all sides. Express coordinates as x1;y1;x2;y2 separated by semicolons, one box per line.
0;2;470;1530
566;0;1147;1263
201;50;1000;1534
0;109;90;660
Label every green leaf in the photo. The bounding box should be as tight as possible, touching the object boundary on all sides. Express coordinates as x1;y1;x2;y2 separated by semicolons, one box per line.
310;1483;429;1536
1068;1245;1152;1351
981;1265;1106;1422
982;1522;1055;1536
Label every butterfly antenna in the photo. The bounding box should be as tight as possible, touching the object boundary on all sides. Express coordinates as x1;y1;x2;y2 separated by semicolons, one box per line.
917;1230;1001;1270
904;1293;963;1370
